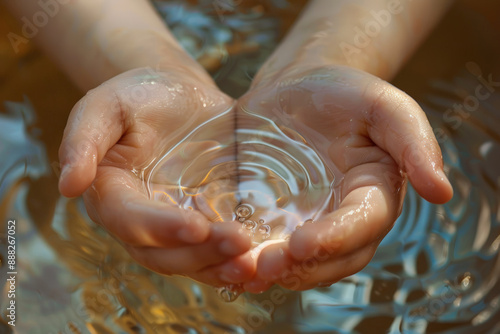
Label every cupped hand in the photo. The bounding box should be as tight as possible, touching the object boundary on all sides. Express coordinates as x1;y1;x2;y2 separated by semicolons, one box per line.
238;65;453;292
58;67;255;286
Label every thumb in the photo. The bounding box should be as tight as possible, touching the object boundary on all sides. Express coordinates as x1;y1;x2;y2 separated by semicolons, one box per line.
362;80;453;204
58;88;125;197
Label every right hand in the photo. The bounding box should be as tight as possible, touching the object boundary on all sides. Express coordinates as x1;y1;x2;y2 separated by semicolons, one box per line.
58;67;255;287
238;64;453;292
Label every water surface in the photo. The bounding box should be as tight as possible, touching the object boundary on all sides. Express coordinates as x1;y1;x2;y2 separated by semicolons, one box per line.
1;1;500;333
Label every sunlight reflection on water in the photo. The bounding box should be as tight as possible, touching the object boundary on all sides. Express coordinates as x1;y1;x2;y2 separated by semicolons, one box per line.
1;1;500;333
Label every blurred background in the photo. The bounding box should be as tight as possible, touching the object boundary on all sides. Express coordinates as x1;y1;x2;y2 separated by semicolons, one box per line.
1;0;500;333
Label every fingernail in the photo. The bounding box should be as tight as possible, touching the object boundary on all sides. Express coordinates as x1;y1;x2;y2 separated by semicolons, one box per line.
58;165;71;194
437;169;452;187
244;279;270;294
59;164;70;181
317;281;335;288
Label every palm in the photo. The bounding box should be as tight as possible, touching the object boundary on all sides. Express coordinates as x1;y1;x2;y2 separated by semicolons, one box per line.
59;66;451;291
238;66;452;291
60;68;253;286
92;74;236;212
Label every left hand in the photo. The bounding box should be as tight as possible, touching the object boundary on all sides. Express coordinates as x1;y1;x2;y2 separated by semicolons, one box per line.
238;65;453;292
58;67;254;287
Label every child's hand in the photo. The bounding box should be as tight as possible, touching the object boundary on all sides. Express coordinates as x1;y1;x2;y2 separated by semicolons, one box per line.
239;65;453;292
58;68;254;286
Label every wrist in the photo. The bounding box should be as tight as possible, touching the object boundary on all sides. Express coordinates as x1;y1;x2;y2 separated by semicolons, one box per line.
251;58;373;92
252;35;388;90
90;24;214;87
252;0;454;88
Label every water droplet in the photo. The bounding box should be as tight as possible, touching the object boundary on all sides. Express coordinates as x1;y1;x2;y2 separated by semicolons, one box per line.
491;234;500;252
216;285;242;302
458;272;473;290
235;204;253;219
242;220;257;230
259;219;265;224
238;217;245;222
317;282;334;288
258;224;271;235
304;219;314;225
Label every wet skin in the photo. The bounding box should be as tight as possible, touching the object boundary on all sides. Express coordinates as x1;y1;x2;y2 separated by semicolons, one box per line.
35;0;454;292
58;65;452;292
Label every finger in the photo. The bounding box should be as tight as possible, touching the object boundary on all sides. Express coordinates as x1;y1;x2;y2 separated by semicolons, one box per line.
362;79;453;203
243;279;274;294
124;223;252;276
255;241;290;282
288;162;404;261
58;68;233;198
257;242;379;291
58;86;126;197
192;251;257;286
284;243;378;291
84;166;211;247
